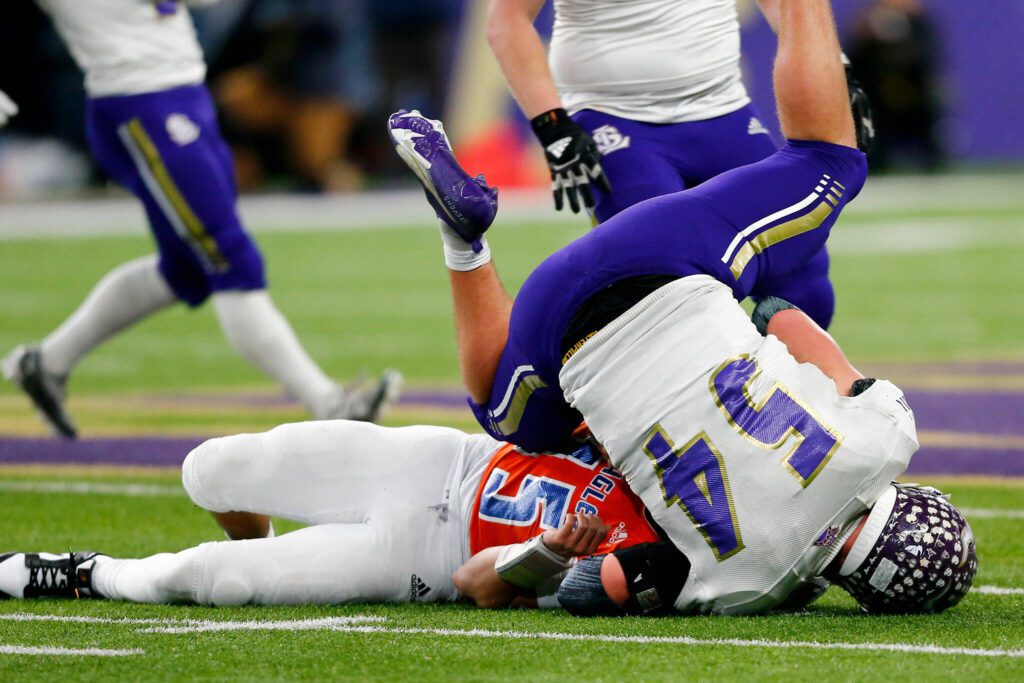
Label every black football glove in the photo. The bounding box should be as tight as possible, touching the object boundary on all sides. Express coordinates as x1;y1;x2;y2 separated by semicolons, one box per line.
842;55;876;155
530;108;612;213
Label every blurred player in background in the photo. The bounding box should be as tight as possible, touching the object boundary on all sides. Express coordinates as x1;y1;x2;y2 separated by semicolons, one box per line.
2;0;400;439
0;89;17;127
487;0;873;329
0;420;659;608
390;0;975;615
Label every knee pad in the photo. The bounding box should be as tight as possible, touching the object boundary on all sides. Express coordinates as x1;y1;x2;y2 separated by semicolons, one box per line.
182;435;263;512
191;542;256;606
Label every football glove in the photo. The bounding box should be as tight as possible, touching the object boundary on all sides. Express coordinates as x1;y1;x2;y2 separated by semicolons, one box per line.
0;90;18;128
842;55;875;154
531;108;612;213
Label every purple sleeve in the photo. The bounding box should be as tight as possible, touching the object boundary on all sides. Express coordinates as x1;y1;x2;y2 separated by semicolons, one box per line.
467;335;583;453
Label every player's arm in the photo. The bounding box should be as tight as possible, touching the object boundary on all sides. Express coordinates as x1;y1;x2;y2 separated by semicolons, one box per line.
486;0;561;118
752;297;863;396
486;0;611;212
452;513;610;609
757;0;875;153
0;90;18;128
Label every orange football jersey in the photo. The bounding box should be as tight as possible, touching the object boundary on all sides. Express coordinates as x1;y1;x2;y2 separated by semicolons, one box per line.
469;441;661;556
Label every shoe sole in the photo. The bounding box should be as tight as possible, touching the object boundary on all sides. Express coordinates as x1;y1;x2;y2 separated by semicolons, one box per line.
4;349;77;439
390;128;464;229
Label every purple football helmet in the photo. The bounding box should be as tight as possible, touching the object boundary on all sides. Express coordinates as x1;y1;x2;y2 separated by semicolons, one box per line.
835;484;977;614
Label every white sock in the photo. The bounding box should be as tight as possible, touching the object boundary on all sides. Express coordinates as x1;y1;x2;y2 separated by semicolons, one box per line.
39;255;177;376
438;219;491;272
91;552;197;603
212;290;342;418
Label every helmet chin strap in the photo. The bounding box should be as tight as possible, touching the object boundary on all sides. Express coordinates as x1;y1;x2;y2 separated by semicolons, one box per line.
823;512;869;580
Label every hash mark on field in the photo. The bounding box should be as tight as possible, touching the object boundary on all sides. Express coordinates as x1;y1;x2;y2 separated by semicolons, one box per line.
0;644;142;657
0;481;185;497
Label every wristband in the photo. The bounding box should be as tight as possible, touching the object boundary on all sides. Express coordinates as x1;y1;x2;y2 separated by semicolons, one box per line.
849;377;877;397
529;108;571;140
751;296;801;336
495;534;574;589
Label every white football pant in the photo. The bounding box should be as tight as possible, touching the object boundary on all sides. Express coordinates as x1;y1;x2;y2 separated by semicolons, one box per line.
92;421;499;605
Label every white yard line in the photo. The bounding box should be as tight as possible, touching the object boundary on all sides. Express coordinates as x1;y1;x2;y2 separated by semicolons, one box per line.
2;613;1021;657
140;616;386;634
0;481;185;497
974;586;1024;596
287;624;1024;658
0;645;142;656
961;507;1024;520
0;613;384;632
0;614;173;624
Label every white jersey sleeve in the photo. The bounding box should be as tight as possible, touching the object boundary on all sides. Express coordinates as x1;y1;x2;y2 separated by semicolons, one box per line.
560;276;918;614
36;0;207;97
549;0;750;123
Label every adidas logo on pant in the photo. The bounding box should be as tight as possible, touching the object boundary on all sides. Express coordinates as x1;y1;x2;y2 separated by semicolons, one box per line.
410;574;431;601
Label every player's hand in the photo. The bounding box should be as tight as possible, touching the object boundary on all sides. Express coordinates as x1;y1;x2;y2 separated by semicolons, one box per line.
0;90;18;128
530;108;612;213
842;56;875;154
541;513;611;559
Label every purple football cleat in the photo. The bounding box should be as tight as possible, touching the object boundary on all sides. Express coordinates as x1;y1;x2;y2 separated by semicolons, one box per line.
388;110;498;245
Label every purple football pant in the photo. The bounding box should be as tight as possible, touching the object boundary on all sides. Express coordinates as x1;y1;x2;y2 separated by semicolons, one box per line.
472;140;868;453
574;106;835;329
86;84;264;306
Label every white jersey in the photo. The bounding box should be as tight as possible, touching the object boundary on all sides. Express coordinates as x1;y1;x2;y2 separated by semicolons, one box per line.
549;0;750;123
561;276;918;614
36;0;207;98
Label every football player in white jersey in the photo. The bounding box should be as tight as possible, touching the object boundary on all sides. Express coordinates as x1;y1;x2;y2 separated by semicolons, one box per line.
0;420;657;608
3;0;399;438
389;0;976;614
488;0;873;330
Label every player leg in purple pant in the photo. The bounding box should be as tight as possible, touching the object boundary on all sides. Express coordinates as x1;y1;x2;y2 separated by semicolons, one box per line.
573;104;836;330
86;84;265;305
476;140;866;451
4;84;399;441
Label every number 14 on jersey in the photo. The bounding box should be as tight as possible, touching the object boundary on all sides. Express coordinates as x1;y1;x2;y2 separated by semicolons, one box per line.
642;355;843;561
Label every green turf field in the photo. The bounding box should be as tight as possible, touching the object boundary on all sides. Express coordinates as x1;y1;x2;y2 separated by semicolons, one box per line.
0;469;1021;680
1;197;1023;679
